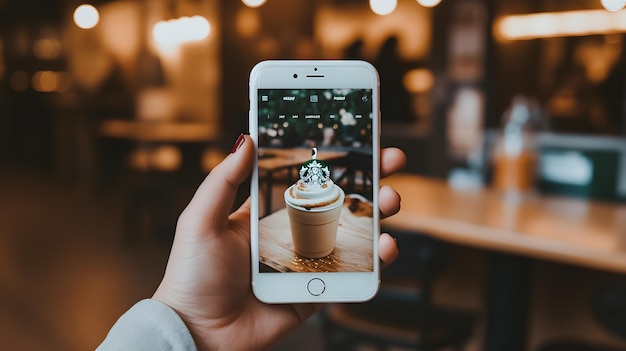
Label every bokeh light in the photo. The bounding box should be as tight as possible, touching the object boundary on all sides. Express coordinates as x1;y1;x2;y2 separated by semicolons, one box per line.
31;71;72;93
73;4;100;29
495;9;626;40
241;0;267;8
236;8;261;38
153;16;211;50
403;68;435;94
369;0;397;16
417;0;442;8
33;38;61;60
601;0;626;12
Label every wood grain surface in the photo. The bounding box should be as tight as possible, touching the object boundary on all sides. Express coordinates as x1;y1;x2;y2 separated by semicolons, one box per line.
381;173;626;274
259;198;374;273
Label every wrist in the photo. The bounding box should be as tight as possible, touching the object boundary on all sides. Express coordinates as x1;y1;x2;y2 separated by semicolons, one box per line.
151;291;213;351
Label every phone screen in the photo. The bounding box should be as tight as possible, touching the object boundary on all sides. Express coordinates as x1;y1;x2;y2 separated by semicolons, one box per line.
256;88;376;274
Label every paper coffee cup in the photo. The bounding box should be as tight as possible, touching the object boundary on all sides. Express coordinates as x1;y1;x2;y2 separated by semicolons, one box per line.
284;187;345;258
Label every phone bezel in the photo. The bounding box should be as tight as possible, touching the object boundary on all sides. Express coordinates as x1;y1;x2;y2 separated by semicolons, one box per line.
249;60;381;303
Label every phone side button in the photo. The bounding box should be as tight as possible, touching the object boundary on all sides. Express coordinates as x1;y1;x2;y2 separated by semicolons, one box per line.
307;278;325;296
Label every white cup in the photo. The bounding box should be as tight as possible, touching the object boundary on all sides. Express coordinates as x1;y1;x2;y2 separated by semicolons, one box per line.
284;187;345;258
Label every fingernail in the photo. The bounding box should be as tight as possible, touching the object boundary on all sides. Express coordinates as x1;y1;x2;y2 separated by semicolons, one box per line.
231;133;247;153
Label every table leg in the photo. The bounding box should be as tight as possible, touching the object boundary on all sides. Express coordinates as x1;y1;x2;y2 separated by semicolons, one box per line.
265;170;273;217
288;166;294;184
485;252;531;351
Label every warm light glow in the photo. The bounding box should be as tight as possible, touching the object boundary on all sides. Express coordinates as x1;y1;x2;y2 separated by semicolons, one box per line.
241;0;267;8
495;9;626;40
33;71;56;92
129;146;182;171
602;0;626;12
403;68;435;94
315;3;431;60
137;88;177;121
152;145;182;171
369;0;397;16
31;71;71;93
201;148;227;172
153;15;210;49
236;8;261;37
73;4;100;29
33;38;61;59
417;0;442;8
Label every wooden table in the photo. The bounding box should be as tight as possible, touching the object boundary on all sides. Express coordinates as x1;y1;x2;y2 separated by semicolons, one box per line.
99;119;217;142
381;174;626;273
98;119;217;242
380;174;626;351
258;198;373;272
98;118;217;174
257;147;348;216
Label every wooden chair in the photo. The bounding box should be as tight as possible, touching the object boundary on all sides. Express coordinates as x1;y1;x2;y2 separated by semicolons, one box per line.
334;150;373;195
537;280;626;351
534;143;626;351
321;232;476;351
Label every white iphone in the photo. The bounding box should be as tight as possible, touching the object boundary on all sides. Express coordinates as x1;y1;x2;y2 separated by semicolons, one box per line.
249;60;381;303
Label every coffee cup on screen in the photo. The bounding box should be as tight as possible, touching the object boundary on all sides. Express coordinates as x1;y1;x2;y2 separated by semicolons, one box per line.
284;148;345;258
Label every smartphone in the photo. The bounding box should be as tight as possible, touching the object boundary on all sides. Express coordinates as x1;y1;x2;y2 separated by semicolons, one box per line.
249;60;380;303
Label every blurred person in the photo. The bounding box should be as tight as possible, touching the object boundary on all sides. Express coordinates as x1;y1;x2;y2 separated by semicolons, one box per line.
343;38;365;60
97;134;406;351
374;36;414;123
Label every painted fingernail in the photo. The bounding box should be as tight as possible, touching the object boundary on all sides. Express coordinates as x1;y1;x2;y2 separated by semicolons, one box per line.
231;133;246;153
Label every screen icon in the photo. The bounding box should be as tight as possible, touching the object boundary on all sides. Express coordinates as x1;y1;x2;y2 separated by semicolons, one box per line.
261;95;268;102
310;95;318;103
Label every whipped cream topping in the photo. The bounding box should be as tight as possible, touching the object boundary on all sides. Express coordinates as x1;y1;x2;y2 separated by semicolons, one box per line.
285;180;342;209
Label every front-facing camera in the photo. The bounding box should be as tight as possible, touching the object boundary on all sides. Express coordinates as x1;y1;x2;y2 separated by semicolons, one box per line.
293;74;298;78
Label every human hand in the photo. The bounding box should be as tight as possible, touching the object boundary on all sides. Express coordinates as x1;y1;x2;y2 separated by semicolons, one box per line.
152;134;406;351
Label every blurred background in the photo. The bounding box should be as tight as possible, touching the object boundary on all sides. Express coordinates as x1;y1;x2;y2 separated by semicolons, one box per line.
0;0;625;350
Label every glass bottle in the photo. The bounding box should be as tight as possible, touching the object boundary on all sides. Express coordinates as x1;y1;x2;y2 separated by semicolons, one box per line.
492;95;542;193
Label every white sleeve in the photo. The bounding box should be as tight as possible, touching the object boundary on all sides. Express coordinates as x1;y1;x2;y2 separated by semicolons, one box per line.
96;299;197;351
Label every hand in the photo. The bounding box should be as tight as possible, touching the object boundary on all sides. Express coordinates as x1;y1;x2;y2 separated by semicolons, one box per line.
153;134;406;351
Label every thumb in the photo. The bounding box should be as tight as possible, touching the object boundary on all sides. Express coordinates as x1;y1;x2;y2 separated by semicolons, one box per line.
179;134;253;236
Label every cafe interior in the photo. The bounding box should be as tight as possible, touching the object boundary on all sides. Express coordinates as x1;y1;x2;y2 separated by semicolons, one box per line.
0;0;625;350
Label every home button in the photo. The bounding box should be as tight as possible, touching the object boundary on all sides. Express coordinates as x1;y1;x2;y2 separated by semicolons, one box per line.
307;278;325;296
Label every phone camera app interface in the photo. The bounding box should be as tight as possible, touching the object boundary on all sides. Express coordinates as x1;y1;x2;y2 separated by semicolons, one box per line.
257;89;375;274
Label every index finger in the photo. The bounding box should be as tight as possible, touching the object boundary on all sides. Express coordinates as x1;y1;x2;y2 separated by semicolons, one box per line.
381;147;406;178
